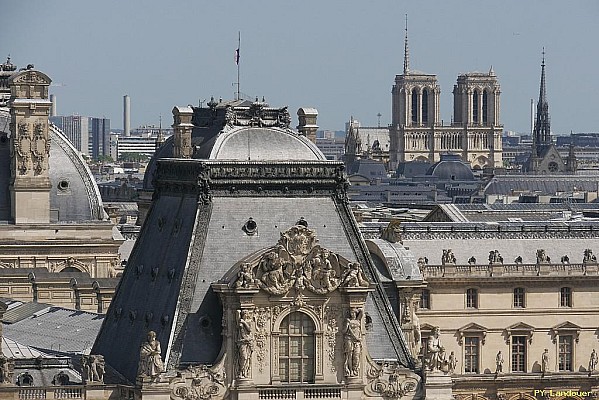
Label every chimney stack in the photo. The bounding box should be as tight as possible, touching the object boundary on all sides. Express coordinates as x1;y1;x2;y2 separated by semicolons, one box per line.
296;107;318;143
123;95;130;137
50;94;57;116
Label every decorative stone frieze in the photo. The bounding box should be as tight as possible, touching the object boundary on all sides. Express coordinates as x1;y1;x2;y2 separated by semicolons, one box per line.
170;357;227;400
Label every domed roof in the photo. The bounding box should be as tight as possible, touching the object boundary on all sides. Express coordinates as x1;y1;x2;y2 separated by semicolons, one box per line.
143;100;325;190
209;126;323;161
0;108;105;222
426;153;474;181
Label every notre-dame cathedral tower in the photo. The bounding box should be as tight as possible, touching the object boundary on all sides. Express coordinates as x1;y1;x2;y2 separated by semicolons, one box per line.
389;22;503;171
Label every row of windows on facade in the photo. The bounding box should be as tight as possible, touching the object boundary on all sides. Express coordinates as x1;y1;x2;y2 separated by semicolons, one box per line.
421;335;576;374
419;287;573;309
409;88;491;125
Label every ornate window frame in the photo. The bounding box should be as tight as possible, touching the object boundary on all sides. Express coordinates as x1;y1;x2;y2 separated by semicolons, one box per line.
505;322;535;345
457;323;487;345
550;321;581;344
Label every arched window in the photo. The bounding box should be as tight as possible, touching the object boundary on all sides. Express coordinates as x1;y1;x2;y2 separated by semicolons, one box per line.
422;89;429;125
482;90;488;125
472;90;479;124
411;89;418;125
18;372;34;386
279;312;315;383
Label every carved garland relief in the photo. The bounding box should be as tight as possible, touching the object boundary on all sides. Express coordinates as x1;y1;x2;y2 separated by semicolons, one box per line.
13;121;49;176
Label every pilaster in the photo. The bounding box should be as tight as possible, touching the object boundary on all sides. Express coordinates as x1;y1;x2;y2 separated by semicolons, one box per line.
8;68;52;224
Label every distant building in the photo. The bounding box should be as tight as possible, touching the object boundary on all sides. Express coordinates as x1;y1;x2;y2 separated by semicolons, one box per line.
115;124;173;159
90;117;111;159
345;118;390;168
524;52;576;174
315;136;345;160
389;27;502;170
50;115;90;155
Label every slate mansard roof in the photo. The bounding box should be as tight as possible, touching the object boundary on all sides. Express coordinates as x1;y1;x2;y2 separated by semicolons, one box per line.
95;113;414;383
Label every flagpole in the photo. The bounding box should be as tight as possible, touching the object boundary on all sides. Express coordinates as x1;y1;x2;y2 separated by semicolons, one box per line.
237;31;240;101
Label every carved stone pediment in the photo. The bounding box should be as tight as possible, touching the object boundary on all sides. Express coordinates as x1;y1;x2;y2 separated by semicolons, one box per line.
457;323;488;345
505;322;535;344
50;257;89;274
227;225;370;296
170;355;227;400
550;321;581;343
11;70;51;85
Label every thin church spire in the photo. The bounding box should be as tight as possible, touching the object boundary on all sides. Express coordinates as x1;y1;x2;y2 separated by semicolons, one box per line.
534;47;551;152
403;14;410;75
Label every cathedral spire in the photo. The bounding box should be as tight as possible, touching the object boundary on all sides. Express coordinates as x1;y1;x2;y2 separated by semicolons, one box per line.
534;47;551;153
403;14;410;75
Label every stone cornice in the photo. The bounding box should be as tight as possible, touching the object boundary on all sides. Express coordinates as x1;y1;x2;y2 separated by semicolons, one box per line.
154;159;348;199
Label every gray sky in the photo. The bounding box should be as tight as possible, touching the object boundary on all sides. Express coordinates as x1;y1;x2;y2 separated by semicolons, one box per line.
2;1;598;134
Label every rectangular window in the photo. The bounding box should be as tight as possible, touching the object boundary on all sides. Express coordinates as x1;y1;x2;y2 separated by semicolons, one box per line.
466;288;478;309
558;335;573;371
419;337;429;367
464;337;480;373
420;289;430;310
513;288;525;308
560;287;572;307
511;336;527;372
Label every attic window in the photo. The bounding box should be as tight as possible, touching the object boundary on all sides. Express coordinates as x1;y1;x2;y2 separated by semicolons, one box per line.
242;218;257;235
58;179;70;192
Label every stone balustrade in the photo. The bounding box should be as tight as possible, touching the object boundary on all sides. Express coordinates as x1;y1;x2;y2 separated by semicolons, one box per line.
422;262;599;278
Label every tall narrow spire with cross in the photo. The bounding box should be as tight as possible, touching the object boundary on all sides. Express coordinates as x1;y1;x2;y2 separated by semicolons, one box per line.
403;14;410;75
533;47;551;154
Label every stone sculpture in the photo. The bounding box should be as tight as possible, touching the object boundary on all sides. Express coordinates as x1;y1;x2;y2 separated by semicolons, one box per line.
82;354;105;383
343;308;363;377
589;349;598;376
426;327;448;372
138;330;164;381
495;351;503;373
236;310;253;378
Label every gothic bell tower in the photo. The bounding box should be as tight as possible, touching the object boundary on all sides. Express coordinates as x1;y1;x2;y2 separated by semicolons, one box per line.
8;67;52;223
452;68;501;127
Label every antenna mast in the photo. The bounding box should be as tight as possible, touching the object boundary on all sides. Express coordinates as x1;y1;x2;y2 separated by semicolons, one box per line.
236;31;241;101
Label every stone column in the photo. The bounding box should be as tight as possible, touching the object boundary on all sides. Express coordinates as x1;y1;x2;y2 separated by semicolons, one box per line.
478;91;484;127
417;88;423;126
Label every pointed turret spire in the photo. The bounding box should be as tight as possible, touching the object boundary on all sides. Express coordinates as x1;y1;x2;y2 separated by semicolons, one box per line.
403;14;410;75
533;47;551;154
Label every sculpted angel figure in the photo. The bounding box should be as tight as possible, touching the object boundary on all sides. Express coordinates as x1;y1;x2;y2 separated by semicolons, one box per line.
311;249;339;291
259;248;286;289
342;262;368;287
236;263;257;288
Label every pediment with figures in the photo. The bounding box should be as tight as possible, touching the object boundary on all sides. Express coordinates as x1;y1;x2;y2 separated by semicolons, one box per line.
224;224;370;296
